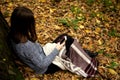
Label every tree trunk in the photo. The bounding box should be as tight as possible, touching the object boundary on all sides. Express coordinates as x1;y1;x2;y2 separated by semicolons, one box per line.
0;11;24;80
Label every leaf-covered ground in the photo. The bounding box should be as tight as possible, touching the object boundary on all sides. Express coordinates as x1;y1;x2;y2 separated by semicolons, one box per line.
0;0;120;80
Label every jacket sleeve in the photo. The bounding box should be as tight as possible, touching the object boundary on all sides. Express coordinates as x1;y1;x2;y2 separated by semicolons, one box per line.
25;42;59;70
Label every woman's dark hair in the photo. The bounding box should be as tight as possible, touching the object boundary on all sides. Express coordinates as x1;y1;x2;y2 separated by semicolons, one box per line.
9;6;37;43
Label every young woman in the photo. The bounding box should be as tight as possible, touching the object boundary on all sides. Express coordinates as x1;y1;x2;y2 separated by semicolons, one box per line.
9;6;98;77
9;6;65;74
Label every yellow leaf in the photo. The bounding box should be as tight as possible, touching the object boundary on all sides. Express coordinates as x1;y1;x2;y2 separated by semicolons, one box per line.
79;13;83;16
30;78;39;80
85;29;91;33
7;7;11;10
34;15;37;19
96;19;100;24
94;27;101;34
36;23;39;27
97;13;100;17
108;69;117;75
79;25;84;29
54;25;61;30
98;39;102;45
95;27;101;32
50;9;56;13
38;0;46;2
8;2;13;7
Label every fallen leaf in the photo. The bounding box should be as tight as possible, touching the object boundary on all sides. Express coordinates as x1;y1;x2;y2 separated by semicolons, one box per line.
79;25;84;29
54;25;61;30
85;29;91;33
30;78;39;80
8;2;13;7
108;68;117;75
98;39;102;45
105;23;110;27
50;9;56;13
97;13;100;17
95;27;101;34
38;0;46;2
96;19;101;24
7;7;11;10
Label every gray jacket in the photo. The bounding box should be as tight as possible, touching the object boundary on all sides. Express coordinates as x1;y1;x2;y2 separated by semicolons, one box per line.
11;40;59;74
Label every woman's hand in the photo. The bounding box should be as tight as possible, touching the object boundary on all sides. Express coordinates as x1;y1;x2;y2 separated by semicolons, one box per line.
56;41;65;51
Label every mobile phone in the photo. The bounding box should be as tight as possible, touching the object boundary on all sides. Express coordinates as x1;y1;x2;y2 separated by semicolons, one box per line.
60;36;67;44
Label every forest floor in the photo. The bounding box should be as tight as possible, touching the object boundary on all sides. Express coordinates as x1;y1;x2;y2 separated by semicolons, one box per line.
0;0;120;80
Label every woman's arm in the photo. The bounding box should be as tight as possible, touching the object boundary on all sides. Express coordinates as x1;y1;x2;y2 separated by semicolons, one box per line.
25;42;59;69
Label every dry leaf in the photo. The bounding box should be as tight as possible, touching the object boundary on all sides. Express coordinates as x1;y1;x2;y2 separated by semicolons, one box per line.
79;25;84;29
98;39;102;45
95;27;101;34
30;78;39;80
97;13;100;17
96;19;101;24
105;23;110;27
85;29;91;33
1;0;119;79
38;0;46;2
54;25;61;30
108;69;117;75
50;9;56;13
8;2;13;7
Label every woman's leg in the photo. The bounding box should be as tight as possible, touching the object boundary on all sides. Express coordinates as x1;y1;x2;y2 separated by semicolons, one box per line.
46;34;98;74
53;34;98;58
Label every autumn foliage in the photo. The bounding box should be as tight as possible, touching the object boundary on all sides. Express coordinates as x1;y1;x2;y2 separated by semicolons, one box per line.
0;0;120;80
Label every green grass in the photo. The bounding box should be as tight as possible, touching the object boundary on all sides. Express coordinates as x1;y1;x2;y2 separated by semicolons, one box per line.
108;29;120;38
59;5;85;30
106;61;119;69
59;18;80;30
86;0;95;5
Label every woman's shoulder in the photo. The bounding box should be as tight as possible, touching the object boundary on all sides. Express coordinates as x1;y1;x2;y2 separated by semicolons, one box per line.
17;40;37;47
13;40;35;49
12;40;41;52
